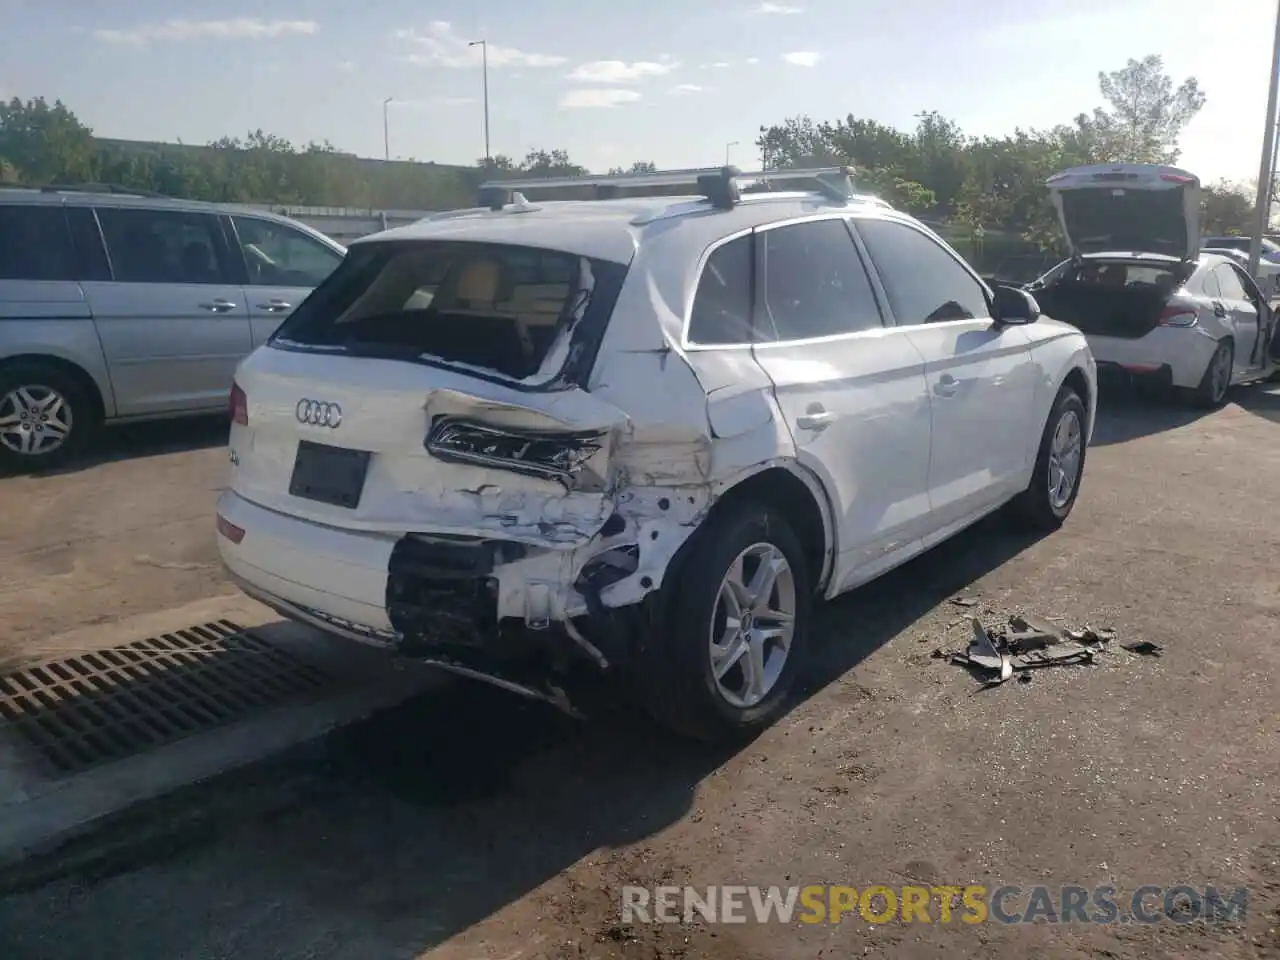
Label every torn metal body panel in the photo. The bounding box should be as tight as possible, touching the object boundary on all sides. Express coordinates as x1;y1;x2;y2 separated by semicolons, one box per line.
217;276;809;673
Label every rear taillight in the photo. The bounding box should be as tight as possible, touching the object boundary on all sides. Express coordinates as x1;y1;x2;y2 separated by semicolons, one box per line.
1158;305;1198;327
1160;173;1195;184
216;514;245;544
230;381;248;425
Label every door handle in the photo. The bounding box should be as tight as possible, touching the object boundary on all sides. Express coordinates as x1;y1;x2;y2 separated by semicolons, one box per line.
1212;301;1227;318
257;300;293;312
796;409;833;431
199;299;237;313
933;374;959;398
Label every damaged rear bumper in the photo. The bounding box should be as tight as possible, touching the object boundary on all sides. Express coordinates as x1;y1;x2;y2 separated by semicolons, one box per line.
214;488;690;667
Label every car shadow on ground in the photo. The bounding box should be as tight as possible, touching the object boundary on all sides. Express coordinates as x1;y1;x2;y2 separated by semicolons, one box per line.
0;514;1045;958
1089;385;1208;447
3;416;228;479
1236;381;1280;425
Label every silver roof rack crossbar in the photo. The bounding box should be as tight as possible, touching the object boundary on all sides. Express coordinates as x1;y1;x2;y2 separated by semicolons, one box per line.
476;165;859;211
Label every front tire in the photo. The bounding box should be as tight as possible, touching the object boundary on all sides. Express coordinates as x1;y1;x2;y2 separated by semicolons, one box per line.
0;362;96;473
1009;386;1087;532
635;503;812;743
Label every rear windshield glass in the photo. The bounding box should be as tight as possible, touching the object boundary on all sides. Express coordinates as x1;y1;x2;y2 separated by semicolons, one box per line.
271;240;628;383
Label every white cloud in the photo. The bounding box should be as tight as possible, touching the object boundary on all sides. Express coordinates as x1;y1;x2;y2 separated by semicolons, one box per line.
396;21;565;69
753;2;802;12
782;51;821;66
670;83;704;95
338;60;357;73
95;18;319;45
568;60;676;84
559;88;641;109
746;57;760;65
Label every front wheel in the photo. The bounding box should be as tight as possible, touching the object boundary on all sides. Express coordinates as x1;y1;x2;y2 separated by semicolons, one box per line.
1009;386;1087;531
635;503;813;743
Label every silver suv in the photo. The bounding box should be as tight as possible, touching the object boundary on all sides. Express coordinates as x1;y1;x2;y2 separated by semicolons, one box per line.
0;185;347;471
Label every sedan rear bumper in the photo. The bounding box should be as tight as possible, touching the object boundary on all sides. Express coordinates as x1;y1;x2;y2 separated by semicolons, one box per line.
1086;328;1219;389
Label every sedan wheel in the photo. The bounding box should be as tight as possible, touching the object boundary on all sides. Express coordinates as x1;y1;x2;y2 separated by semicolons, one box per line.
1197;340;1234;408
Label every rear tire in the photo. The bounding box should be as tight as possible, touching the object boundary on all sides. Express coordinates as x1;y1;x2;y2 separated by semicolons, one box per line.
1187;339;1234;409
1008;386;1087;532
635;502;812;743
0;361;97;474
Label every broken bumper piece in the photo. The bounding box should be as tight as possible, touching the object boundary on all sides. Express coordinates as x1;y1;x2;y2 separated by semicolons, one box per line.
215;489;668;674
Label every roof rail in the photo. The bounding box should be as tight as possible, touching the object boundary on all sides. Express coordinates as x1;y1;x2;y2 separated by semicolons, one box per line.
39;182;170;199
476;165;860;212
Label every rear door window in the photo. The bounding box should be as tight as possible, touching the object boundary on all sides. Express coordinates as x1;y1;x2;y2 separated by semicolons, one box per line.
272;240;628;383
96;207;233;285
855;217;991;325
759;218;883;340
0;205;77;281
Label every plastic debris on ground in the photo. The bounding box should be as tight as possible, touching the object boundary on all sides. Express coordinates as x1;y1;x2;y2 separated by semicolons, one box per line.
945;615;1137;686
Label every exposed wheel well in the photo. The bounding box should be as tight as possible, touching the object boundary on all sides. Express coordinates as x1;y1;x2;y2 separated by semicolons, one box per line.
701;467;831;594
0;354;106;423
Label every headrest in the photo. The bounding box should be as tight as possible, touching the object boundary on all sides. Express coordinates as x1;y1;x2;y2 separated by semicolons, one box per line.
454;259;506;303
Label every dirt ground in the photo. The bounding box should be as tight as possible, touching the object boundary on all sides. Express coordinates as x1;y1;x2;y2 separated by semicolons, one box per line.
1;387;1279;959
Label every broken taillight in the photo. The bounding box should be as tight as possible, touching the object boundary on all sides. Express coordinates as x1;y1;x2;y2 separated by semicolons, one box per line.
1158;305;1198;327
425;418;606;486
229;381;248;426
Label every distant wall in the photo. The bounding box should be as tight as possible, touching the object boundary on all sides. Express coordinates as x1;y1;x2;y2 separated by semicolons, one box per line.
240;204;439;243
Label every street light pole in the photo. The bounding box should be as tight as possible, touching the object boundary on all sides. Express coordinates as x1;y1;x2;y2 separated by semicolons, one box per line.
469;40;491;168
1248;0;1280;276
725;140;739;166
383;97;393;162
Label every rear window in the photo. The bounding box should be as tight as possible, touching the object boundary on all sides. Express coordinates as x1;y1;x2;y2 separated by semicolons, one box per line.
271;240;628;383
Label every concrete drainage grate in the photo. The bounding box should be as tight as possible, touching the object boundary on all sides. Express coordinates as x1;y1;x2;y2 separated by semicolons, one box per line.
0;621;334;776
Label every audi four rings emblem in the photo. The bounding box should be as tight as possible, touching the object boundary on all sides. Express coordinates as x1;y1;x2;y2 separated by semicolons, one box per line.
296;399;342;428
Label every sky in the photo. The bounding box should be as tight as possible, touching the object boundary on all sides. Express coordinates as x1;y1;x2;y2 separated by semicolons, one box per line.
2;0;1279;186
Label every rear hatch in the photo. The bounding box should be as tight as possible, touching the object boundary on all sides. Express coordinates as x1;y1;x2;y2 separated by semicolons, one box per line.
228;236;633;549
1046;163;1201;260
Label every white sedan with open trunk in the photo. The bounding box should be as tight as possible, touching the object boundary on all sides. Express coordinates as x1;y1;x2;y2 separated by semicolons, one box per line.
216;165;1097;742
1028;163;1279;407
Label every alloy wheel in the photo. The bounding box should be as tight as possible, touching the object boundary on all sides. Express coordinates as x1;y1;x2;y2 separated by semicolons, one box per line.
707;542;797;709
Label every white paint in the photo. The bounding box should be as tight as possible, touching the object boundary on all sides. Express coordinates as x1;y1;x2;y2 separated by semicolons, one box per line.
220;186;1102;645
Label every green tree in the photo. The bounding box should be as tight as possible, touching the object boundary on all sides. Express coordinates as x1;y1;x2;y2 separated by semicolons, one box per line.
0;96;97;183
1094;54;1206;164
1201;181;1254;235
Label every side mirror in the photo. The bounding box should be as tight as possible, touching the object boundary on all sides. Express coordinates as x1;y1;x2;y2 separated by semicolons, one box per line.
992;283;1040;326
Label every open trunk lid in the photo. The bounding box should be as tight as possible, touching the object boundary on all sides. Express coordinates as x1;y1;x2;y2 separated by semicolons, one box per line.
228;346;630;549
1046;163;1201;261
